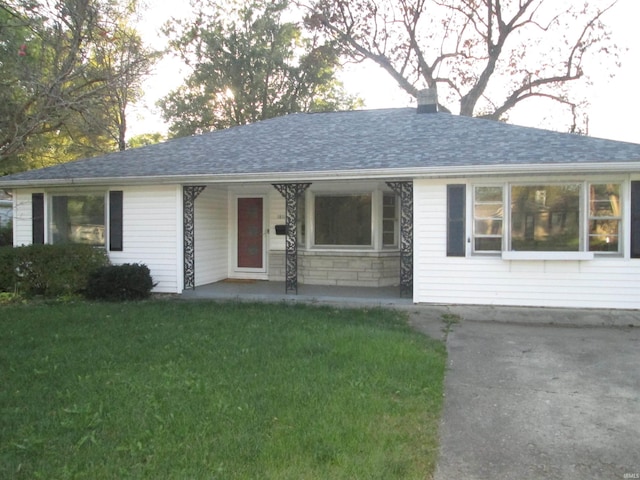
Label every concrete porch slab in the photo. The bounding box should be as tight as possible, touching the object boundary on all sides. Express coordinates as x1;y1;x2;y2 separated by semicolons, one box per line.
181;280;412;307
180;280;640;329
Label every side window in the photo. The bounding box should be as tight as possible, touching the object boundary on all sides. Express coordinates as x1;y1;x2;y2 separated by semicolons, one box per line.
588;183;621;253
473;186;503;253
382;193;398;248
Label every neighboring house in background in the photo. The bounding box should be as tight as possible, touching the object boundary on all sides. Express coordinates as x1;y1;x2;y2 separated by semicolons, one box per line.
0;191;12;227
2;90;640;309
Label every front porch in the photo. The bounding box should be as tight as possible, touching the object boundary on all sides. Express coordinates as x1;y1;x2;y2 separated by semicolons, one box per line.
183;180;414;297
181;280;413;307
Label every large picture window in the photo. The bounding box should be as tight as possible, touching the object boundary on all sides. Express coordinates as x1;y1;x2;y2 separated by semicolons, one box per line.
470;182;622;255
511;184;581;251
314;194;372;246
50;194;105;246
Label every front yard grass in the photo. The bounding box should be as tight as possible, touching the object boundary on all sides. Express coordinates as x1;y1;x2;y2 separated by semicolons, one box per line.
1;300;446;479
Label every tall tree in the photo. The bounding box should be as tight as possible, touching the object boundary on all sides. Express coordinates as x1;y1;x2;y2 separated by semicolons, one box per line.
91;20;159;152
160;0;361;138
0;0;157;173
303;0;619;131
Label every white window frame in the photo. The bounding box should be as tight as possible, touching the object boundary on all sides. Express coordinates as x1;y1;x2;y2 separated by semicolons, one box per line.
472;184;504;254
47;190;108;247
303;187;399;252
470;180;624;259
587;183;623;254
310;191;374;249
508;182;584;253
382;192;399;248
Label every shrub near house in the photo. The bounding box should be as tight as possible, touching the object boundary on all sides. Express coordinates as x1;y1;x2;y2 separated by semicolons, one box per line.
84;264;155;301
0;223;11;247
0;244;109;297
0;246;153;301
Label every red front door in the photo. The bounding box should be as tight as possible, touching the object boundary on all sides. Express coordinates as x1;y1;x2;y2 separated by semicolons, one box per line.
237;197;263;269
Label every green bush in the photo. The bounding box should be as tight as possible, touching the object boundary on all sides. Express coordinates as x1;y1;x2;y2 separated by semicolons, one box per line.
0;244;109;297
84;263;155;301
0;291;24;306
0;224;12;247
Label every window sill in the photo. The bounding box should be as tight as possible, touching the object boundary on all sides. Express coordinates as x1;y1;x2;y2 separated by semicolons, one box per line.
300;249;400;257
502;251;595;261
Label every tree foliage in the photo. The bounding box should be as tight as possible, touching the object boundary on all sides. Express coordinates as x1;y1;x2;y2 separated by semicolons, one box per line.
0;0;157;174
90;16;160;152
126;132;165;149
303;0;619;131
159;0;362;138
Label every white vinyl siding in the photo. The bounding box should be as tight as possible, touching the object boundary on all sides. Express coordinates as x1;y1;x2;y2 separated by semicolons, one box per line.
268;189;286;251
194;186;228;286
107;185;181;293
12;190;37;246
414;178;640;309
12;186;181;293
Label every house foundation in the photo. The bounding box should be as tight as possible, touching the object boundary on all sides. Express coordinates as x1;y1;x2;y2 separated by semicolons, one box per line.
268;250;400;287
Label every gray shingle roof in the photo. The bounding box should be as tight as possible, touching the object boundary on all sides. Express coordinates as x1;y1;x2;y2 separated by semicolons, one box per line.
3;108;640;187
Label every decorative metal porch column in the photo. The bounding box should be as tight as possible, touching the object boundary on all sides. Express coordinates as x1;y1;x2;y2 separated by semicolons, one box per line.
386;181;413;297
272;183;311;294
183;185;206;290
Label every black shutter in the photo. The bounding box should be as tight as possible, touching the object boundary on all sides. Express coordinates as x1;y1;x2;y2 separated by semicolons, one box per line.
447;184;466;257
32;193;44;244
109;191;123;251
631;181;640;258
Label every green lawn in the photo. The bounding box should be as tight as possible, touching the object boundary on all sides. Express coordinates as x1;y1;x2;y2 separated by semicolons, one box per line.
0;300;446;479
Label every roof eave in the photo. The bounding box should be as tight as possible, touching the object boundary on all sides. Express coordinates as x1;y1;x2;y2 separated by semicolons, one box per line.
1;161;640;189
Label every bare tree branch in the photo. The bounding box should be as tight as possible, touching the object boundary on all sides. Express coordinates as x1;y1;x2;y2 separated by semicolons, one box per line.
302;0;620;129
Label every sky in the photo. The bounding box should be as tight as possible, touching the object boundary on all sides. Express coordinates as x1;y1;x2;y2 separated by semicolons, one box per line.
130;0;640;144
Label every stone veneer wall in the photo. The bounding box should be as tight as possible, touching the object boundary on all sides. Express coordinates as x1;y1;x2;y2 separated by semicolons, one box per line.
268;250;400;287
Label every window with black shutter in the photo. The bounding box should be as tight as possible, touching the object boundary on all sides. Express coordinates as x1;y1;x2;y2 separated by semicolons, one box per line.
447;184;466;257
32;193;44;244
109;191;123;251
631;181;640;258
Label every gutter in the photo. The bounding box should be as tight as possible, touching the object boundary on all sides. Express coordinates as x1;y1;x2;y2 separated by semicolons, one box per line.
1;162;640;189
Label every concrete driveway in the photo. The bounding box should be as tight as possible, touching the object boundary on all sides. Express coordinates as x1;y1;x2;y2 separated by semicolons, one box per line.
408;309;640;480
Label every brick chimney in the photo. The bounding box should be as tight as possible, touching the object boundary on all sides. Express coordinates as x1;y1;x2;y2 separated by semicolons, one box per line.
417;88;438;114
